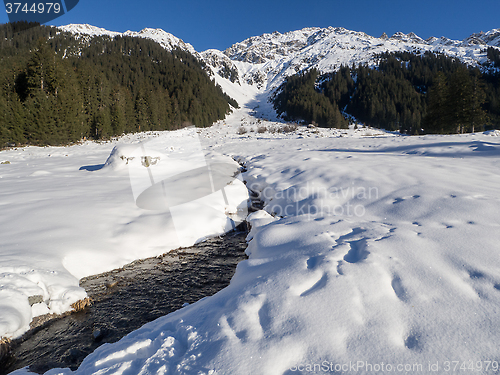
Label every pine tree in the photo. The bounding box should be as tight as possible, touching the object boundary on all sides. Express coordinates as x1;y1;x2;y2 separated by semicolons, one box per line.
448;68;472;134
25;38;59;98
468;69;487;133
425;72;449;133
109;86;127;135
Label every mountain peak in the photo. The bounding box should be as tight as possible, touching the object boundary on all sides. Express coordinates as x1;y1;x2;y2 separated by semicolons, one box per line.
124;28;196;54
469;28;500;46
390;31;424;43
58;23;121;37
58;23;500;94
58;24;196;54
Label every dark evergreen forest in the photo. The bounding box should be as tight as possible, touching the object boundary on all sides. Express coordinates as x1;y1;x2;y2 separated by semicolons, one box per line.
0;22;238;148
273;51;500;134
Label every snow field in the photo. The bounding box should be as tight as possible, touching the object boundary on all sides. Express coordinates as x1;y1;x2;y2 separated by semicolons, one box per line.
0;128;249;340
3;21;500;374
8;105;498;374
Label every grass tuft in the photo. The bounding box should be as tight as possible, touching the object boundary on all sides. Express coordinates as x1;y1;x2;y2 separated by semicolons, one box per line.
71;297;93;312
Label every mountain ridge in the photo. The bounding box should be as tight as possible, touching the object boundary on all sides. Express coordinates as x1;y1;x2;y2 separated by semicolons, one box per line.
58;24;197;54
58;23;500;93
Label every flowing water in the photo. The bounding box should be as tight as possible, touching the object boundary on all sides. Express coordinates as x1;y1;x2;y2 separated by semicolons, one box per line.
1;229;248;374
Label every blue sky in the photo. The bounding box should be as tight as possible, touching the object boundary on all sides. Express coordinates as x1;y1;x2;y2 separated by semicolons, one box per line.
1;0;499;51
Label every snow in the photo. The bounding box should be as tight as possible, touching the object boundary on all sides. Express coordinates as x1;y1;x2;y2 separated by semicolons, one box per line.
58;23;500;93
57;24;121;38
3;95;499;374
58;24;197;55
3;24;500;375
122;28;197;55
484;129;500;137
0;128;248;340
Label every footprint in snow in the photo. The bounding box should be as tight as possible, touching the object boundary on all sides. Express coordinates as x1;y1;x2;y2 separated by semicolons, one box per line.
468;269;485;279
306;255;324;270
405;332;423;351
335;227;366;242
392;195;420;204
299;273;328;297
291;271;329;297
343;239;369;264
336;260;344;276
391;275;408;302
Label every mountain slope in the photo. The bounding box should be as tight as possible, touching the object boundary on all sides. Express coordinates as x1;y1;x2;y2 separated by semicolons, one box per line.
58;24;500;103
58;24;197;54
218;26;500;91
0;23;237;147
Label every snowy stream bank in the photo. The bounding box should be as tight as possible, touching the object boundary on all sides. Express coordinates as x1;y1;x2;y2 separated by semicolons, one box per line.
2;100;500;374
1;230;248;374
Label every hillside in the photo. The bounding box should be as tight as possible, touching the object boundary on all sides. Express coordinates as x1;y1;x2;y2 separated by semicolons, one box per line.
1;23;500;374
55;24;500;92
1;22;499;148
215;26;500;90
0;23;237;148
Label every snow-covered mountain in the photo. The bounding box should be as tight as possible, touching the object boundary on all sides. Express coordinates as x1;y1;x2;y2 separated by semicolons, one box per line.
216;26;500;90
58;24;500;93
58;24;197;55
2;23;500;371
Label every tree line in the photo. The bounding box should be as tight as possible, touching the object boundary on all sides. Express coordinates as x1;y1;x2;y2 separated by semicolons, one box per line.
272;50;500;134
486;47;500;68
272;69;348;129
0;22;238;147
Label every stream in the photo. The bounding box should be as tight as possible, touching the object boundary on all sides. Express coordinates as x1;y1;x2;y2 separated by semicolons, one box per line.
1;227;249;375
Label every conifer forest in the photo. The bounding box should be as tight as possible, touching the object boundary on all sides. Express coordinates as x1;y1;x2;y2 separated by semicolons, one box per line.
1;22;499;149
0;22;238;147
273;51;500;134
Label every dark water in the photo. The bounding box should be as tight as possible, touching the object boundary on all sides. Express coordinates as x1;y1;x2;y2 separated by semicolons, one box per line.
1;229;248;375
